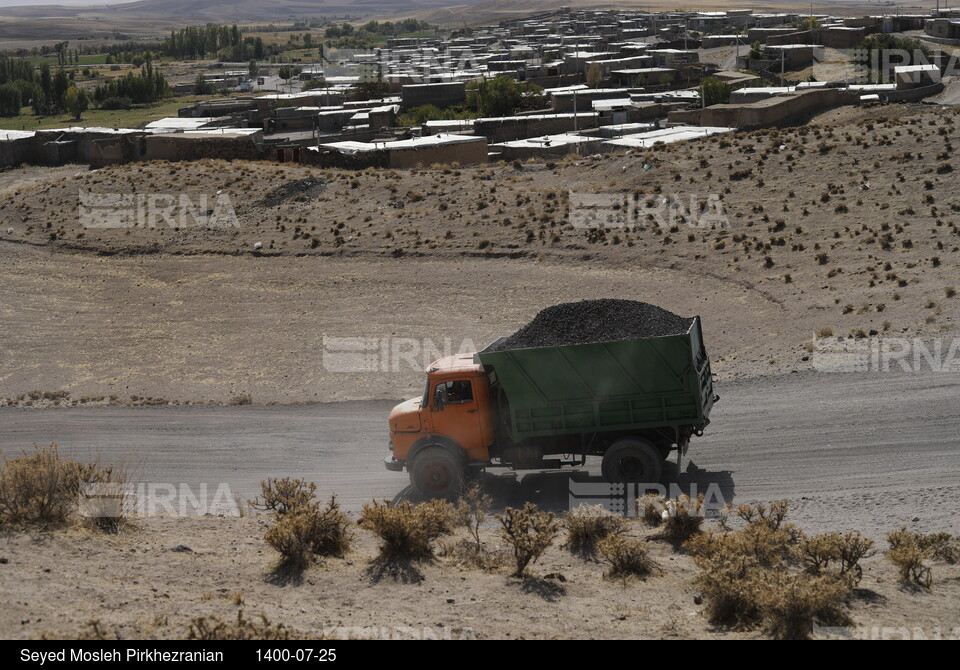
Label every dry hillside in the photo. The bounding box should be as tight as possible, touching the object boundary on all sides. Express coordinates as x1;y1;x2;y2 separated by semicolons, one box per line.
0;102;957;404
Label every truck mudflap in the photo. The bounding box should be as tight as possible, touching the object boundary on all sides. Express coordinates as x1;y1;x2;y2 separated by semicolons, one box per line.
383;452;404;472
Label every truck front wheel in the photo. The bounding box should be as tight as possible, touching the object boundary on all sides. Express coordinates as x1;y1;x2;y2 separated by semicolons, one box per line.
410;446;464;500
601;438;663;484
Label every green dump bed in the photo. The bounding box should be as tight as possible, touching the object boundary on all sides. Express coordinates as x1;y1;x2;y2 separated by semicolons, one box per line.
474;316;714;441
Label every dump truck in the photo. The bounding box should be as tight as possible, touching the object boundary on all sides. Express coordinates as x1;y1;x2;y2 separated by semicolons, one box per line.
385;315;717;499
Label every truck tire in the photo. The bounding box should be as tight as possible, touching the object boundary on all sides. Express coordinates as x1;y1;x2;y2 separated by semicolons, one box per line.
410;446;464;500
601;438;662;484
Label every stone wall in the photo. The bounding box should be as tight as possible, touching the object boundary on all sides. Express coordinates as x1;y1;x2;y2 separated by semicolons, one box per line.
670;88;855;129
475;114;599;143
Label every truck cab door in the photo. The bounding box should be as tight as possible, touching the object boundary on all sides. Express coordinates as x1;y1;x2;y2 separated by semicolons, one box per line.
430;379;486;461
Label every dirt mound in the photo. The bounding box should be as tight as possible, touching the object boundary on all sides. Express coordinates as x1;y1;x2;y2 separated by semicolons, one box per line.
490;299;694;351
258;178;325;207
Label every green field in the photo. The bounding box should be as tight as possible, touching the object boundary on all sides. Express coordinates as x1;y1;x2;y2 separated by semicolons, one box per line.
76;54;110;65
0;95;231;131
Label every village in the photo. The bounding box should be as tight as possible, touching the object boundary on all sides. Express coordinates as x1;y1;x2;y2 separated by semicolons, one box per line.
0;6;957;169
1;1;960;644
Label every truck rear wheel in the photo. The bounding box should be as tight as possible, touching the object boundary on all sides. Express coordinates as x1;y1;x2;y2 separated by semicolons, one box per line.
601;438;662;484
410;446;464;500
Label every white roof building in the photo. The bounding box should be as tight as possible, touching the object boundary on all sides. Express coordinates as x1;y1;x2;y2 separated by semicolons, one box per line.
144;118;222;131
603;125;735;149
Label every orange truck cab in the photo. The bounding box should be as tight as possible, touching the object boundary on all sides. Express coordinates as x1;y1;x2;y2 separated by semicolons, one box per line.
385;354;498;498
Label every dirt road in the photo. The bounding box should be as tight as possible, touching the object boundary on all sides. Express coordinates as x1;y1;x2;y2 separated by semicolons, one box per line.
1;369;957;540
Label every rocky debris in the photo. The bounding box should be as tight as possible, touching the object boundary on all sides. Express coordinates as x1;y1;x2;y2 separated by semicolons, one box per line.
258;178;325;207
490;299;694;351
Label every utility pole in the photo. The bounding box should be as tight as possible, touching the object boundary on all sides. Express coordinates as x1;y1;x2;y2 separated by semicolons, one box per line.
573;88;578;130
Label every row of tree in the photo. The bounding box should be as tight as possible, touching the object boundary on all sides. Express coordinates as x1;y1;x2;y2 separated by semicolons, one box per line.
0;60;76;116
0;55;169;117
361;19;433;35
324;19;432;39
466;76;544;116
397;104;476;128
161;24;244;59
105;52;159;66
216;37;278;63
0;73;90;118
91;62;169;105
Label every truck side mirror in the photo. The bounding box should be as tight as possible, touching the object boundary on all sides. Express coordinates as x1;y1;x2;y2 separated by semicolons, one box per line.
434;386;446;411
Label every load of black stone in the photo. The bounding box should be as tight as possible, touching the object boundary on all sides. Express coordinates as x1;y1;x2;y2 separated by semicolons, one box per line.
490;299;694;351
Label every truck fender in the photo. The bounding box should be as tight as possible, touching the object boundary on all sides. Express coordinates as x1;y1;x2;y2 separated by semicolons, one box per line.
408;435;466;465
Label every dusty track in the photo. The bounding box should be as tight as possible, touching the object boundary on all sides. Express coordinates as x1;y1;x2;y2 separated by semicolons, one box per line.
1;368;957;539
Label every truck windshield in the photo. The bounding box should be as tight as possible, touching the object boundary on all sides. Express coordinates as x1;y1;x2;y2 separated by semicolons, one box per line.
421;378;430;407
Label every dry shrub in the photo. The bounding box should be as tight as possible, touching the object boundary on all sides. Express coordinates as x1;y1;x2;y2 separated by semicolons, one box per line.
563;504;629;557
0;443;126;531
187;610;295;640
455;482;491;551
690;546;763;628
714;502;734;531
886;541;931;587
799;531;875;584
233;492;248;517
249;477;316;516
800;532;838;573
597;536;658;580
264;495;353;570
497;502;560;577
737;522;797;567
919;531;960;563
359;499;457;560
444;483;500;568
661;494;705;542
638;494;665;526
735;500;790;530
689;532;851;634
885;527;956;587
756;572;852;640
719;500;800;567
686;500;851;633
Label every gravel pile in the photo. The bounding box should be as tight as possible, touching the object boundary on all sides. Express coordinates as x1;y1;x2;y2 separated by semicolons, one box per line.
490;299;694;351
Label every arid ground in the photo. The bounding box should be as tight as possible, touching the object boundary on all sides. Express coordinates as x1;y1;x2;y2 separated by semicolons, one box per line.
0;102;958;639
1;514;958;640
1;103;958;405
